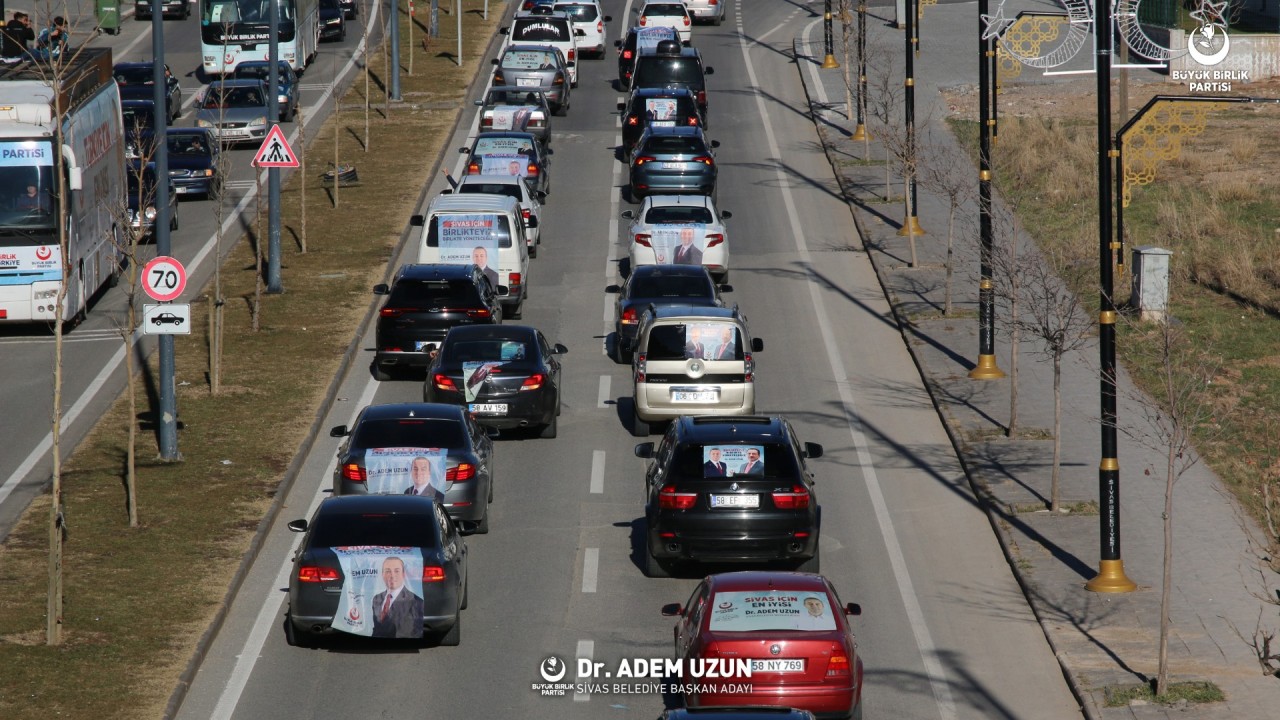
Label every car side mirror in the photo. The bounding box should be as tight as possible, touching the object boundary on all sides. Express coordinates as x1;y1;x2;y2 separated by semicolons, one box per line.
751;338;764;352
614;39;622;48
604;15;613;21
719;210;732;220
491;57;500;65
704;67;714;75
710;140;721;148
575;29;587;37
459;147;470;154
605;284;621;294
474;99;484;106
373;283;390;295
620;209;635;219
410;214;425;226
635;442;655;459
287;519;308;533
844;603;862;616
661;603;684;617
535;191;547;202
500;27;509;34
552;343;568;354
329;425;349;437
440;188;453;195
526;215;539;229
804;442;824;460
719;284;733;293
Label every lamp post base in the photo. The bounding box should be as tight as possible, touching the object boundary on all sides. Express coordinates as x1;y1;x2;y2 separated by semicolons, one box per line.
897;215;926;236
851;123;869;141
1086;559;1138;593
821;54;840;69
968;354;1006;380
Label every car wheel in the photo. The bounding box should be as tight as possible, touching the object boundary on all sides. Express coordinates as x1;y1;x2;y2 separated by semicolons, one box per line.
539;414;557;439
616;342;633;365
631;406;650;437
460;575;469;609
796;542;820;573
472;510;490;535
645;550;671;578
436;616;461;646
508;302;523;320
713;14;723;26
529;244;537;259
852;697;863;720
372;363;392;382
286;611;316;648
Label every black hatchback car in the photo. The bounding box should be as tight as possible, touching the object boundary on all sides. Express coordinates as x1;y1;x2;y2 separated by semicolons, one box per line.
330;403;496;534
607;264;729;362
373;264;502;380
423;324;567;438
635;415;824;578
631;40;713;120
619;87;703;159
286;495;468;647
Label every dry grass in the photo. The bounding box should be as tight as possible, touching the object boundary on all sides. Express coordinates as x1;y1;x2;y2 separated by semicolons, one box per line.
0;7;501;718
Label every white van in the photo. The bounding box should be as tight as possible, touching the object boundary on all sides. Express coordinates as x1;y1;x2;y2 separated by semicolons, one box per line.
411;194;531;318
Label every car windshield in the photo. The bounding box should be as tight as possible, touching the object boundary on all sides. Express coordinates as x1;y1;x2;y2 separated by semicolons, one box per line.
633;58;704;86
127;171;161;194
501;49;558;70
641;135;706;155
349;418;467;451
554;3;598;21
203;86;265;108
512;18;570;42
167;135;211;155
444;338;533;363
629;274;710;298
458;184;523;202
114;67;155;84
387;279;480;305
643;3;687;16
645;206;712;224
306;512;440;549
707;591;838;632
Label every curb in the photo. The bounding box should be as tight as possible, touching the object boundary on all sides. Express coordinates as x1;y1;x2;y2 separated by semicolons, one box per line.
791;35;1101;720
160;13;513;718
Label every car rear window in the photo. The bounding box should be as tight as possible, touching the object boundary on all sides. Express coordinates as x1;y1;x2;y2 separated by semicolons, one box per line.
445;338;533;363
630;274;710;298
487;89;545;106
643;3;687;16
458;184;523;202
633;58;704;86
642;323;742;361
554;3;598;21
501;48;558;70
671;443;794;477
645;205;713;224
634;26;678;52
114;67;155;84
512;18;571;42
388;278;482;305
473;136;537;156
307;512;441;550
426;214;514;249
707;591;838;632
640;135;706;155
350;418;467;450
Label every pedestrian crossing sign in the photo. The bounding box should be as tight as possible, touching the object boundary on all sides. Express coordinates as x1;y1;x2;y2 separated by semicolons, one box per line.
252;124;299;168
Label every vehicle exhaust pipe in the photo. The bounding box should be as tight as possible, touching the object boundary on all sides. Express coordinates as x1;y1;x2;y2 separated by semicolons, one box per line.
787;543;802;553
666;543;681;553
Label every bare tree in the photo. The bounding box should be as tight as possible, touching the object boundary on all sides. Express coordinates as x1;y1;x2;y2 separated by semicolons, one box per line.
917;129;974;315
988;205;1022;435
297;103;308;253
1228;416;1280;677
862;42;900;203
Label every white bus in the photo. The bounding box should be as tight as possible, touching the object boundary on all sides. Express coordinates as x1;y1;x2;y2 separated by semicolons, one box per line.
0;48;127;324
200;0;321;76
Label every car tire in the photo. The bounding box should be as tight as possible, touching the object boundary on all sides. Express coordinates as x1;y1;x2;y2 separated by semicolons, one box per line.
286;611;316;648
460;576;469;609
539;414;557;439
508;302;523;320
472;510;490;535
631;406;650;437
645;550;671;578
796;542;820;573
436;616;461;646
372;363;392;382
616;342;633;365
852;697;863;720
529;244;537;259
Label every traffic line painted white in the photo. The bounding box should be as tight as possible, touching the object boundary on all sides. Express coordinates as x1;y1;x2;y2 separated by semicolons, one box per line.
597;375;610;408
590;450;605;494
740;14;958;720
573;639;595;702
604;96;626;354
582;547;600;593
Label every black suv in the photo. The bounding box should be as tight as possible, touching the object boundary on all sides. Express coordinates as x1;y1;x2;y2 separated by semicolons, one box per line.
630;40;713;121
373;264;502;380
634;416;824;578
607;264;728;362
618;87;704;158
614;26;679;88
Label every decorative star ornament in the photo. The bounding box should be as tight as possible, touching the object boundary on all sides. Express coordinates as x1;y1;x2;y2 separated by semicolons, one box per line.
981;5;1015;41
1189;0;1229;30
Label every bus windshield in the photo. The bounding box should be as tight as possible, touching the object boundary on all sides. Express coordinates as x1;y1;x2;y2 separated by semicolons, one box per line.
203;0;296;24
0;141;58;234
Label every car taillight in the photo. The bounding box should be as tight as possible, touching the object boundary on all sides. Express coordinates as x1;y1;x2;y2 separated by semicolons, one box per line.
692;156;714;165
467;162;480;174
635;352;647;382
684;17;691;26
639;16;647;25
687;115;699;126
527;163;539;176
705;233;723;247
658;484;697;510
553;75;565;86
445;462;475;481
827;646;851;677
298;566;341;583
744;352;755;381
597;20;603;33
380;307;406;317
633;155;656;166
709;0;718;4
434;373;457;391
621;307;638;325
627;115;639;126
521;373;546;391
481;117;493;128
423;566;446;582
697;90;706;106
509;272;522;288
522;208;532;220
528;117;544;128
622;49;633;59
634;233;652;247
466;308;492;319
568;48;575;61
772;484;811;510
493;71;505;85
341;463;367;482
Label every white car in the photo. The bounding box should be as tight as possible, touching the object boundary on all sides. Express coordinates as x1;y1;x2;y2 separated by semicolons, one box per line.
682;0;725;26
452;175;546;257
622;194;731;281
553;1;612;58
504;10;582;86
638;1;692;45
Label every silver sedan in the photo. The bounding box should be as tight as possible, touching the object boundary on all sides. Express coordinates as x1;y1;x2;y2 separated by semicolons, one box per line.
193;80;271;146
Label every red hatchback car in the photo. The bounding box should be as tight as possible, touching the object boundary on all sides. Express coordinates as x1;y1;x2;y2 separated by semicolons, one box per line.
662;572;864;719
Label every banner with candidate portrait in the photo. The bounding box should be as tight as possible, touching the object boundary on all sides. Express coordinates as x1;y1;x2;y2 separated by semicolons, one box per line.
636;25;677;52
683;322;739;362
481;153;528;177
701;444;763;478
707;591;837;632
644;98;678;122
363;447;448;495
462;360;508;402
332;546;426;638
438;214;501;268
489;106;534;132
651;225;705;265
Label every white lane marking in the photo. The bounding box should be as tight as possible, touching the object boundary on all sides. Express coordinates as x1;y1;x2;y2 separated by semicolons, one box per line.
604;96;626;354
742;15;959;720
574;639;595;702
582;547;599;592
597;375;610;408
590;450;605;494
209;370;380;720
753;9;799;45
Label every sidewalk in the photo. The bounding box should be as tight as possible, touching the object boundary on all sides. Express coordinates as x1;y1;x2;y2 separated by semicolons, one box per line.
791;6;1280;719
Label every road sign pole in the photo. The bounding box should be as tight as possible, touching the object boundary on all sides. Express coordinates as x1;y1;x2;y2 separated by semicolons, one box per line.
267;0;283;293
153;4;178;460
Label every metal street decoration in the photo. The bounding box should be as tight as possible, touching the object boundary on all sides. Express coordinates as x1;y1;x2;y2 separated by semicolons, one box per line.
996;14;1068;83
981;0;1090;69
1120;99;1230;207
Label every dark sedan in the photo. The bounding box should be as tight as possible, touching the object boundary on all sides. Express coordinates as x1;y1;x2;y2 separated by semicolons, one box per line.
319;0;347;41
114;62;182;121
121;98;158;161
285;495;468;647
423;324;566;439
629;125;720;202
229;60;299;122
460;131;551;198
164;129;221;199
607;264;728;362
619;86;703;159
330;403;495;534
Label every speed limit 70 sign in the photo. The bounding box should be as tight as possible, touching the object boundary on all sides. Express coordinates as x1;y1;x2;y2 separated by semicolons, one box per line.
142;256;188;302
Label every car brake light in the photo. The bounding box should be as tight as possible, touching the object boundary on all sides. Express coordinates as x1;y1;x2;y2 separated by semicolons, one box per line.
597;20;603;33
621;307;638;325
341;463;367;482
528;118;544;128
380;307;406;318
568;48;575;61
493;71;505;85
434;373;457;391
687;116;699;126
635;352;647;381
639;16;647;26
692;156;713;165
705;233;723;247
509;272;522;288
465;308;492;319
423;566;446;582
520;373;546;391
522;208;532;220
744;352;755;381
633;155;656;166
827;646;851;677
627;115;639;126
634;233;652;247
684;17;691;27
445;462;475;481
659;484;697;510
527;163;539;176
623;49;633;59
554;75;564;85
709;0;718;4
697;90;706;106
772;484;811;510
298;566;341;583
467;162;480;174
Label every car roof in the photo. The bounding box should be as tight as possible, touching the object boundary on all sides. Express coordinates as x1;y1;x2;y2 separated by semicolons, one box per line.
645;305;740;323
395;263;482;280
114;62;157;71
631;87;696;99
427;193;521;213
675;415;788;443
457;174;526;187
444;324;539;341
703;570;829;594
629;264;715;279
315;493;442;516
514;9;572;19
490;85;548;95
637;45;700;59
642;125;706;138
474;130;541;141
645;194;713;208
357;402;467;422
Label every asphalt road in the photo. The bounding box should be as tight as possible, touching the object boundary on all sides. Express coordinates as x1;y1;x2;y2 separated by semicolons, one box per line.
171;2;1086;719
0;6;378;540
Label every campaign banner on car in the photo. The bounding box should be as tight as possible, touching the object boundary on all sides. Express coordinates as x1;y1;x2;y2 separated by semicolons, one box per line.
474;136;535;155
363;447;448;495
490;106;534;132
682;322;738;363
701;444;761;477
636;26;677;52
438;214;501;270
331;546;427;638
644;98;678;121
481;153;528;177
502;49;557;70
650;224;705;265
707;591;837;632
463;360;507;402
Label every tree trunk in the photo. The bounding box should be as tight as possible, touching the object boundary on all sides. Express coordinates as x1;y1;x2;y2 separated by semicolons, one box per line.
944;204;955;316
1007;222;1020;436
126;260;139;527
298;105;307;253
903;175;917;267
1157;428;1177;696
48;84;70;645
841;6;853;122
1051;353;1062;512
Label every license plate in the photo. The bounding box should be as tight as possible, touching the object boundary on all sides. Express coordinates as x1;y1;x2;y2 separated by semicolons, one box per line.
221;130;248;138
750;659;805;673
711;494;759;508
652;120;675;127
662;161;682;169
468;403;508;415
672;390;717;402
414;341;437;352
516;77;538;87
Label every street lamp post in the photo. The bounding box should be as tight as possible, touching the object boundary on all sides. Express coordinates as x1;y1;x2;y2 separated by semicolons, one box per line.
852;2;869;142
970;0;1003;379
898;0;923;237
822;0;839;68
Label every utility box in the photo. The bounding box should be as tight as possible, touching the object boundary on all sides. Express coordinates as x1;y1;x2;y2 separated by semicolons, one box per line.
96;0;121;35
1131;246;1173;322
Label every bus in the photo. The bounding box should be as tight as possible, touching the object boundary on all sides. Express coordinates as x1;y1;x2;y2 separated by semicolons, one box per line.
0;48;127;324
200;0;321;76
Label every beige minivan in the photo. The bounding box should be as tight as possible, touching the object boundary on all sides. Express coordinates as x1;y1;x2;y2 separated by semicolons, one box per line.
630;305;762;436
411;193;531;318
